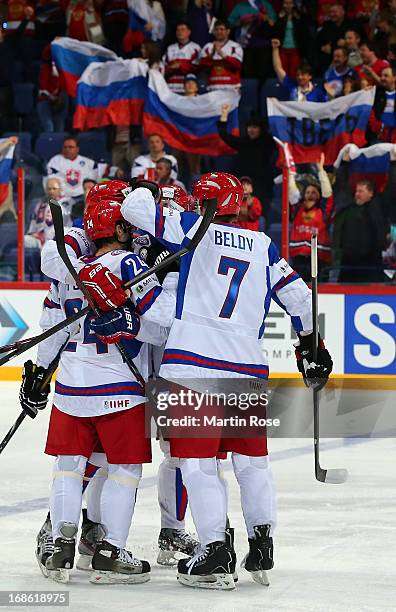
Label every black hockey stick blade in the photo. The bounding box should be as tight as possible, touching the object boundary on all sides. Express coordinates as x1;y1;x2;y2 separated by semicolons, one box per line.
0;198;217;367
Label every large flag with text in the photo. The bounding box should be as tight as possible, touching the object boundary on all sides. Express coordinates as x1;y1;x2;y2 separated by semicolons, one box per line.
143;70;239;156
267;89;375;165
73;59;148;130
51;37;118;97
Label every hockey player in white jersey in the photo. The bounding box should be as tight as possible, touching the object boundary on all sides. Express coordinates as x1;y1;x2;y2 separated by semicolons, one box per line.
39;180;198;566
34;185;176;584
119;172;333;590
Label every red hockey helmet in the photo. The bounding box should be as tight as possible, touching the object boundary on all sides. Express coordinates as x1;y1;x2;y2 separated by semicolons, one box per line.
192;172;244;216
85;179;131;210
84;200;127;241
161;184;192;211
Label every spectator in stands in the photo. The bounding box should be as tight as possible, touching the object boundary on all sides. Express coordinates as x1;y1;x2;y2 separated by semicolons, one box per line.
373;11;396;60
65;0;105;44
342;74;361;94
344;29;363;68
34;0;66;41
138;40;163;69
317;2;358;72
24;177;72;249
131;133;178;179
218;104;274;214
70;177;97;223
123;0;166;55
333;146;396;282
272;0;310;79
355;41;390;85
3;1;35;79
228;0;275;80
181;74;202;183
0;136;17;223
324;46;356;97
198;19;243;90
237;176;262;231
37;44;68;133
184;72;199;96
101;0;129;55
156;157;186;189
187;0;214;48
163;21;201;93
272;39;327;101
47;135;98;200
289;153;334;281
368;66;396;142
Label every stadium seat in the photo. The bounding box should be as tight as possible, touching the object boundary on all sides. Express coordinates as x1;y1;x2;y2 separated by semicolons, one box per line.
260;78;289;115
78;130;111;163
34;132;68;162
12;83;36;117
240;79;259;112
3;132;32;154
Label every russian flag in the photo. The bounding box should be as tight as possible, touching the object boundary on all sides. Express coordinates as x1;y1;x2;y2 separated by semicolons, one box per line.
143;70;240;156
123;0;166;52
51;37;118;97
0;139;15;206
73;59;148;130
267;89;375;165
334;143;394;193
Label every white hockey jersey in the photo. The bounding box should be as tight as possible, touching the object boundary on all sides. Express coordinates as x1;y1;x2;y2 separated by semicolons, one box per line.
121;188;313;381
131;153;178;181
41;225;94;284
47;154;98;198
163;41;201;93
38;249;175;417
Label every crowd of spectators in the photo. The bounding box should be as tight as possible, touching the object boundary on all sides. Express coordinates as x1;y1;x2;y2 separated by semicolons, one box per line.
0;0;395;282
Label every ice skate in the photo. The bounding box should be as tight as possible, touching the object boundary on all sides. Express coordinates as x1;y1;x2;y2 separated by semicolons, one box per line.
177;541;236;590
225;523;238;582
45;522;77;584
90;540;151;584
35;513;54;578
76;509;106;571
241;524;273;586
157;528;199;566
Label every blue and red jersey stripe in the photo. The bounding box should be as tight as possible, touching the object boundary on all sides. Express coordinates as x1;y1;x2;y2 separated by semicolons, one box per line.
163;349;269;379
55;381;144;397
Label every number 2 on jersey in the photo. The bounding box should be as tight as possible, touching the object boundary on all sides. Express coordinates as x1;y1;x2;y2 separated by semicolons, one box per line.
217;256;250;318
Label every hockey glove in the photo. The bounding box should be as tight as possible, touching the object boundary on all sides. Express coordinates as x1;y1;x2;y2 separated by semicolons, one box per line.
144;241;179;284
130;178;162;204
294;333;333;390
89;305;141;344
79;262;129;312
19;360;51;419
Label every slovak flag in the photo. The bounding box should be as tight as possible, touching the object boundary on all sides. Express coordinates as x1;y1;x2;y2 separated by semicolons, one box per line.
123;0;166;53
51;37;118;97
0;139;16;206
334;143;394;193
143;70;239;156
73;59;148;130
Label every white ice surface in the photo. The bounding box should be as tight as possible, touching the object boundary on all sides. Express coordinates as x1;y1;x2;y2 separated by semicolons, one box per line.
0;381;395;612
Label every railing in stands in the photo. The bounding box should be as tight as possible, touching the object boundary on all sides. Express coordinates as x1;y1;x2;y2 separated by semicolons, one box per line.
281;165;289;261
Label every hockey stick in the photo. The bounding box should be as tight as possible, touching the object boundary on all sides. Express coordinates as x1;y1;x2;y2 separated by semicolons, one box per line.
311;233;348;484
0;199;217;366
49;198;145;387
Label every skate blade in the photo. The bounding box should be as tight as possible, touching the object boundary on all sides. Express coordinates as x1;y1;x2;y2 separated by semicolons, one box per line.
177;572;235;591
76;554;93;571
249;570;270;586
90;570;150;585
47;568;70;584
157;549;182;566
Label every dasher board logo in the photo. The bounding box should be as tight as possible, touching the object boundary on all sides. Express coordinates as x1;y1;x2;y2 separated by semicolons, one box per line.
0;298;28;346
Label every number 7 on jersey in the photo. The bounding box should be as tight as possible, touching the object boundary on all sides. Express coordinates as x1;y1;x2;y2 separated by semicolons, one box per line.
217;256;250;318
